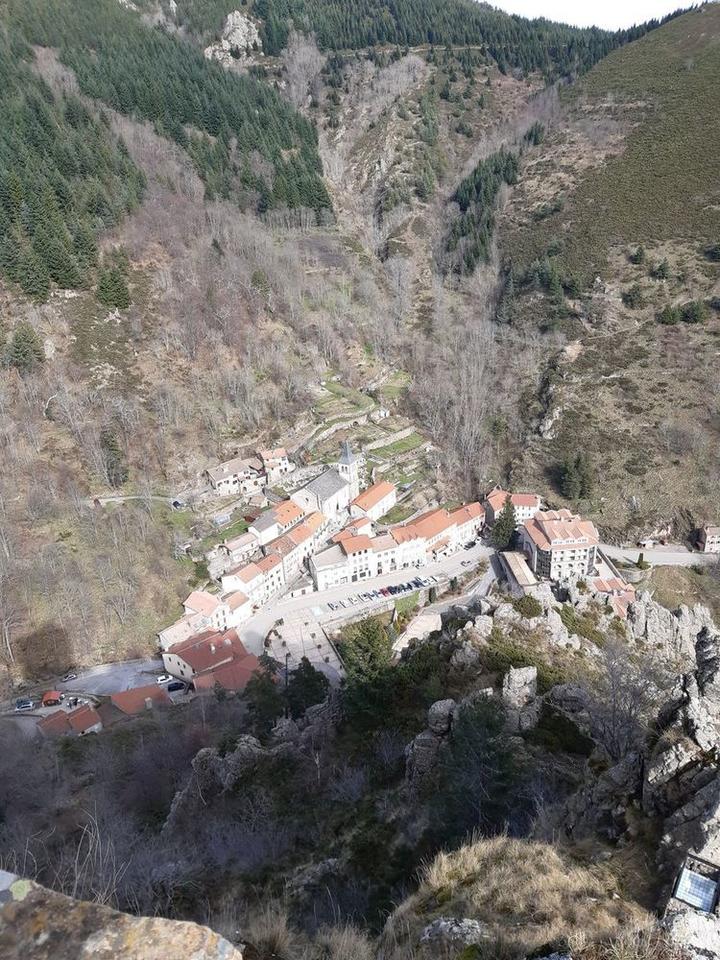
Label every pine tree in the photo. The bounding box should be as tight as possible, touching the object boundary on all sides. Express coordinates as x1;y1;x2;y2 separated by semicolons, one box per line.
286;656;329;719
491;496;517;549
97;267;130;309
17;248;50;302
244;654;285;737
560;451;594;499
6;322;45;374
100;428;129;487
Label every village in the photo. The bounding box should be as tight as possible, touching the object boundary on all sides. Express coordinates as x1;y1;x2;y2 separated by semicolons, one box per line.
13;420;696;741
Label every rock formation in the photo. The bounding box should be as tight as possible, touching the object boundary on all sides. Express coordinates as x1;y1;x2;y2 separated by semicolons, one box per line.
204;11;262;67
627;593;715;662
405;699;455;788
502;665;539;733
0;870;243;959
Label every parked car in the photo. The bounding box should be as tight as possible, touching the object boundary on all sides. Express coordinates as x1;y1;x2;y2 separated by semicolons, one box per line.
156;674;172;684
14;698;34;712
61;672;77;683
167;681;185;693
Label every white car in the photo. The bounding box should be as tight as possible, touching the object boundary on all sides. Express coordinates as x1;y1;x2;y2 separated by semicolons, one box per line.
156;674;172;684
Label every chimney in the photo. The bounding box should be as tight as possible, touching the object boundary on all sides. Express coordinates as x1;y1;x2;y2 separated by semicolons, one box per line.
144;698;153;711
210;642;216;653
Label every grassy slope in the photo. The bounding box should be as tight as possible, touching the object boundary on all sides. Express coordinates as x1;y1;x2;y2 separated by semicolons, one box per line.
506;3;720;278
498;6;720;538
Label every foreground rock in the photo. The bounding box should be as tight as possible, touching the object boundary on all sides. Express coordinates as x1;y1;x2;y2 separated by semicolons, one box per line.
0;870;243;959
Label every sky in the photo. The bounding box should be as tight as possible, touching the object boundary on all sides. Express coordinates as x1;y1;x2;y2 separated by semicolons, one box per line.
488;1;691;29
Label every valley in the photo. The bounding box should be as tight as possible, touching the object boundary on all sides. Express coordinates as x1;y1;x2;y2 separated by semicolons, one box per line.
1;1;720;958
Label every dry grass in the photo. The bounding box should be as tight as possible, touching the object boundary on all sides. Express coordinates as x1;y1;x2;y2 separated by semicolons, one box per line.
382;835;650;960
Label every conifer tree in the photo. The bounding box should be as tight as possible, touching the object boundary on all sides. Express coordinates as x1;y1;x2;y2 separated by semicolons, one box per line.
6;322;45;374
100;428;129;487
491;496;517;550
286;656;329;719
17;248;51;302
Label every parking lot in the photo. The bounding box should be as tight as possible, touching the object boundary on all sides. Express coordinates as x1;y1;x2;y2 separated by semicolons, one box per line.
324;573;441;615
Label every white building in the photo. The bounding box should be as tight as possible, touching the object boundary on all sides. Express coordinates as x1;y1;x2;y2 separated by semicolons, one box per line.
485;487;543;527
699;525;720;554
259;447;295;485
221;554;285;606
350;480;397;522
310;501;484;590
158;588;253;652
206;456;265;497
291;468;352;519
249;500;305;546
265;512;327;582
521;509;600;581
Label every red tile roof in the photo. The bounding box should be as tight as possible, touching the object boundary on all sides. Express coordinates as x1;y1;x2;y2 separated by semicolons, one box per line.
38;704;102;737
274;500;304;526
67;704;102;734
341;535;374;555
168;628;247;673
523;510;599;551
192;653;261;693
351;481;396;513
183;590;221;617
110;685;172;715
486;487;542;513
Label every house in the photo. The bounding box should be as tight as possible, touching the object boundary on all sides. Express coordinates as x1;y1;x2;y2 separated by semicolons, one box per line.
265;512;327;581
310;501;484;590
249;500;305;546
521;509;600;581
37;704;103;738
258;447;295;485
350;481;397;522
370;407;390;423
485;487;543;526
221;554;285;605
699;525;720;554
192;654;261;694
162;628;260;692
206;456;265;497
158;611;209;652
592;577;636;619
110;685;172;715
219;531;260;567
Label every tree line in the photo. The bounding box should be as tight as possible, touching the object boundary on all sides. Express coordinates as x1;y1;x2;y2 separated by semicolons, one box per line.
254;0;681;78
6;0;331;221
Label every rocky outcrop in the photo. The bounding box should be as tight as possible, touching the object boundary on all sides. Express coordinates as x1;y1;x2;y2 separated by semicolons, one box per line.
502;666;539;733
627;593;715;662
0;870;243;959
204;11;262;67
405;699;455;788
419;916;487;947
663;899;720;960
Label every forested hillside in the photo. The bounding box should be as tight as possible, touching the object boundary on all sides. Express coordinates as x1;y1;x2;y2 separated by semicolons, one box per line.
5;0;330;223
0;28;145;300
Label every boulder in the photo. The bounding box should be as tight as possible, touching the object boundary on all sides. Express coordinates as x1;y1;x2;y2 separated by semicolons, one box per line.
428;699;456;735
405;729;443;786
664;899;720;960
0;871;243;959
419;917;487;947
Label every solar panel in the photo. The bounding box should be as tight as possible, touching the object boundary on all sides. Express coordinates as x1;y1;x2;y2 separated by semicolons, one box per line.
676;868;718;912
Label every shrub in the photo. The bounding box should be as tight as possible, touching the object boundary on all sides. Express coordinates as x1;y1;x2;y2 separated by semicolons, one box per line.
558;604;605;645
512;595;543;619
622;283;645;308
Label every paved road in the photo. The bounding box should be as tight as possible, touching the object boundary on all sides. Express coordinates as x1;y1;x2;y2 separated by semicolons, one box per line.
238;542;494;655
58;658;164;696
601;543;715;568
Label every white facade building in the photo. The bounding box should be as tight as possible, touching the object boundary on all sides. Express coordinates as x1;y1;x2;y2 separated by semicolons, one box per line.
485;487;543;527
206;456;265;497
521;509;600;581
350;480;397;522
